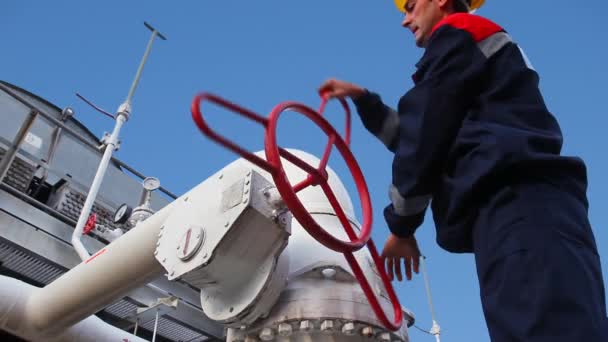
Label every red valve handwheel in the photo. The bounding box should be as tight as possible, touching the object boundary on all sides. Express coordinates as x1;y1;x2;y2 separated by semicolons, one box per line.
264;101;372;254
191;93;403;331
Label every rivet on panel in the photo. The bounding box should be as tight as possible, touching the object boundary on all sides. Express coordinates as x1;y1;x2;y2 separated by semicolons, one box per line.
225;222;230;227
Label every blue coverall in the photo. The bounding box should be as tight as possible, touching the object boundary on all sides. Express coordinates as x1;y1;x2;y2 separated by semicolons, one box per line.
352;13;608;341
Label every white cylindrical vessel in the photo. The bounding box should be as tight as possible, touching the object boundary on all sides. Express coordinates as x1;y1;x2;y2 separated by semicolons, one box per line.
224;150;413;341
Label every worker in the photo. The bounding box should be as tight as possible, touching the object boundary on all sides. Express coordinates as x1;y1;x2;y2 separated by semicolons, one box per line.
318;0;608;340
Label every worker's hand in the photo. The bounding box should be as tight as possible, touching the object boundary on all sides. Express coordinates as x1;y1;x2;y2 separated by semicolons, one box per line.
318;79;366;100
381;234;421;281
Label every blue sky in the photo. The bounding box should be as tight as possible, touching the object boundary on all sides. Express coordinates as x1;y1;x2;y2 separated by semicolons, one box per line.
4;1;607;341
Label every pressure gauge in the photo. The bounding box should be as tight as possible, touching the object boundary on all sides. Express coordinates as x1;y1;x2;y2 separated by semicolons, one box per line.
143;177;161;191
113;203;132;224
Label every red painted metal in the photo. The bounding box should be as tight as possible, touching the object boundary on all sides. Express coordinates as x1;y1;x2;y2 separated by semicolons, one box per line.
191;92;403;331
83;213;97;235
191;93;275;173
344;240;404;331
265;101;371;253
317;95;351;146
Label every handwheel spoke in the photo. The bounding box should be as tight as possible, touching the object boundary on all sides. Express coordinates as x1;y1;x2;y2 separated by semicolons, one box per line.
320;182;358;241
279;147;326;189
278;148;319;176
318;134;335;173
293;175;314;193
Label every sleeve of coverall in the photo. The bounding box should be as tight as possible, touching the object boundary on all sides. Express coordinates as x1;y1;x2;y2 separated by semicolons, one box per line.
384;25;488;238
352;91;400;152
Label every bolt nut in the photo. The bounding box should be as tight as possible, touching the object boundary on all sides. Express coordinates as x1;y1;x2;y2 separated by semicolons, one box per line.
320;320;334;332
299;320;313;331
379;332;392;341
278;323;292;337
321;268;337;279
361;326;374;337
259;328;274;341
342;322;356;335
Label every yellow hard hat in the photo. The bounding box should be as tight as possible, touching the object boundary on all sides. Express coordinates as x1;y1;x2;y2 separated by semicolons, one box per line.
393;0;485;13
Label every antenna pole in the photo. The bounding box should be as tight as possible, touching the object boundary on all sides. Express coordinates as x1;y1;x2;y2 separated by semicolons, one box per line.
72;22;166;261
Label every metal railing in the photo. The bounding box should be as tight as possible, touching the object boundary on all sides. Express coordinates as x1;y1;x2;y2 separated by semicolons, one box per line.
0;82;178;200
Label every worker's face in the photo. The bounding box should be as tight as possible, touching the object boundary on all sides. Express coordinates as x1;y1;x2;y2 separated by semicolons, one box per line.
402;0;447;47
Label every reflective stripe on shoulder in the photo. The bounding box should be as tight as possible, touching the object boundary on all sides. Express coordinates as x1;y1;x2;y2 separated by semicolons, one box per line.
389;184;431;217
478;31;512;58
517;45;536;70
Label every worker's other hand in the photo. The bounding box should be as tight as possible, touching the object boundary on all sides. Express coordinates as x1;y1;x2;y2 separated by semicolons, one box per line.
318;79;366;100
381;234;421;281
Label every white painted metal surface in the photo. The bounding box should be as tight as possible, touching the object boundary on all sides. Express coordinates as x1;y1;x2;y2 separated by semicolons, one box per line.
156;166;291;326
0;275;147;342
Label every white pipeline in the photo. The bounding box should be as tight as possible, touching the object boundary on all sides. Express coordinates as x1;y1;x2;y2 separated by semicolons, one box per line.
71;113;127;260
26;199;173;336
0;275;148;342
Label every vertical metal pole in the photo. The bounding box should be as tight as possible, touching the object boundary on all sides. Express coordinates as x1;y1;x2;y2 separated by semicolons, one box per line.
124;30;158;107
71;23;165;261
133;319;139;335
0;110;37;184
71;115;126;260
151;310;159;342
421;256;441;341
